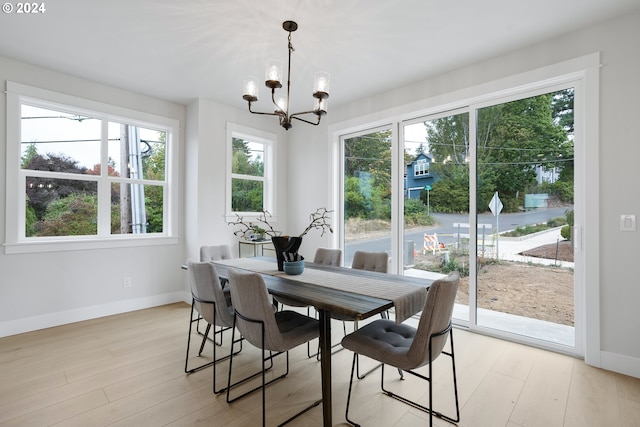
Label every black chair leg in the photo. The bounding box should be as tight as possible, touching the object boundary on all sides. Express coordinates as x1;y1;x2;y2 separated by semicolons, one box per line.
185;302;214;374
226;313;322;426
198;323;211;355
379;328;460;426
344;352;361;427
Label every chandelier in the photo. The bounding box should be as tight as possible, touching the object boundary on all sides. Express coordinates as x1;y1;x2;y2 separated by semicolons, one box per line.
242;21;329;130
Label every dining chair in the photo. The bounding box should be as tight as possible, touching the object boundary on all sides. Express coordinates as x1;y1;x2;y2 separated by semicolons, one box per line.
313;247;343;266
275;248;342;358
184;260;242;394
226;268;322;427
200;244;233;262
341;271;461;427
327;250;389;377
194;244;233;335
350;250;388;273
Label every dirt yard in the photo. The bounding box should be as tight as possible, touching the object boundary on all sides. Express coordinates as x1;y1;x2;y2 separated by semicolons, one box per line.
346;218;576;327
457;240;575;326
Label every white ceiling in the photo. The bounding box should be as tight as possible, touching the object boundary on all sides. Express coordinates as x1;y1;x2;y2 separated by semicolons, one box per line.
2;0;639;112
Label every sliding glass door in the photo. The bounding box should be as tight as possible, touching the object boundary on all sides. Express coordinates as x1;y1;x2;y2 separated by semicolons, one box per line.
339;83;580;353
402;111;471;322
474;88;576;346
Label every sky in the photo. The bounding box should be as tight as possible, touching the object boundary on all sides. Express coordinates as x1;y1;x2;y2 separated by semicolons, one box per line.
21;104;162;172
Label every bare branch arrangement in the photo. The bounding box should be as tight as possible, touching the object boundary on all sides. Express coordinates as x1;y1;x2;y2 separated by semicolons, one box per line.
228;208;333;241
298;207;334;237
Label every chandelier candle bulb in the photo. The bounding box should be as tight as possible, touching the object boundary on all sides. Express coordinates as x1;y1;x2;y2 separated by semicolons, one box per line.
275;94;287;113
242;77;259;102
313;72;330;98
313;97;328;115
265;60;283;88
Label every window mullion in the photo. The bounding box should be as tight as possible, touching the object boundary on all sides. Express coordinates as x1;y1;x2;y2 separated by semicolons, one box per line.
97;119;111;236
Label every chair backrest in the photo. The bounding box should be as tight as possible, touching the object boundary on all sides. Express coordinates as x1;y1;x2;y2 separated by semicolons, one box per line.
227;269;284;351
187;260;234;328
313;248;342;266
200;245;233;262
351;251;388;273
407;271;460;367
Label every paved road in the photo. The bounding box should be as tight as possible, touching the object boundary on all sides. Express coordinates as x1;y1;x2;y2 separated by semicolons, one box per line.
344;207;570;266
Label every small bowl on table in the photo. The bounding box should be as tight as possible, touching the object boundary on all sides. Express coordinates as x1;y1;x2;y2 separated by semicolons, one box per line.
283;260;305;275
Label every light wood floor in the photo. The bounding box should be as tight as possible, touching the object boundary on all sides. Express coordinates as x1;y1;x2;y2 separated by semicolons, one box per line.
1;303;639;426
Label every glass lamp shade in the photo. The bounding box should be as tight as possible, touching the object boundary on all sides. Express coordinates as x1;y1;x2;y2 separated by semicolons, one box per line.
242;77;259;102
313;72;330;98
275;94;287;113
313;97;328;116
265;60;283;89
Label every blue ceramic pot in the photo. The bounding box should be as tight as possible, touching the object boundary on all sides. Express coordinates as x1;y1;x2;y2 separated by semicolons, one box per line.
283;260;304;275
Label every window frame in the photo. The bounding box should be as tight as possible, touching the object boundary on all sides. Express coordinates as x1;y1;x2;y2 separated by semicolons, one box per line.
414;159;429;176
5;82;180;254
225;123;276;221
329;53;600;360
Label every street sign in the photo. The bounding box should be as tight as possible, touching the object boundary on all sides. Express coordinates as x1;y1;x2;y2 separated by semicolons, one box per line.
424;185;432;191
489;191;503;216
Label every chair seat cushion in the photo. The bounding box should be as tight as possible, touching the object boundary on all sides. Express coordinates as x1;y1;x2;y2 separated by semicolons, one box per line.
341;319;421;371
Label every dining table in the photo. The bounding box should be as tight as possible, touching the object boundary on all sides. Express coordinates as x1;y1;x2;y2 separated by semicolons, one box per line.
210;256;433;427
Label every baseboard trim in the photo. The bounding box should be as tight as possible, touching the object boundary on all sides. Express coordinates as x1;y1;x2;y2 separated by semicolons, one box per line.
600;350;640;379
0;291;192;338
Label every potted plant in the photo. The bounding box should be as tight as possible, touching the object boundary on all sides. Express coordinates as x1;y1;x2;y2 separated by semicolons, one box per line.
252;225;266;241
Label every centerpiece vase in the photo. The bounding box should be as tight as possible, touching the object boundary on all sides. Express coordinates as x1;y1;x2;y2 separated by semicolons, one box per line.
271;236;303;271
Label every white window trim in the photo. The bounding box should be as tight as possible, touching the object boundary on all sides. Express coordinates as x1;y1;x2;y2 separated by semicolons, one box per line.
225;122;276;222
4;82;180;254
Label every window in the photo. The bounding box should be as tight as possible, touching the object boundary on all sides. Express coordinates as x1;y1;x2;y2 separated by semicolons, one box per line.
414;159;429;176
5;82;179;253
226;123;275;217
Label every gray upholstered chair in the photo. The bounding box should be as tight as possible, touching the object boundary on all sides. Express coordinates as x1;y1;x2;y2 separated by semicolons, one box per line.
350;250;388;273
199;244;233;262
328;250;389;375
226;268;322;427
274;248;342;358
314;247;343;267
341;271;461;427
196;244;233;330
184;260;242;394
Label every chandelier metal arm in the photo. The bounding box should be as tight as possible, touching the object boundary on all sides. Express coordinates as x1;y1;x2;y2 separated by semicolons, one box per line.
247;101;282;118
290;112;322;126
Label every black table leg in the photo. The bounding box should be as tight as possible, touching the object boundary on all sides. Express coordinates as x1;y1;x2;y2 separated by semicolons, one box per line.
319;309;332;426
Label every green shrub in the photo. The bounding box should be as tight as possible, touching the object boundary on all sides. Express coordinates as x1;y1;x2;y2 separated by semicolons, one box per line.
441;258;469;277
404;198;435;226
546;216;568;227
561;225;571;240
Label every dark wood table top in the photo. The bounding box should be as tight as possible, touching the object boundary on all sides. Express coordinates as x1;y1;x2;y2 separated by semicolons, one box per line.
211;257;433;321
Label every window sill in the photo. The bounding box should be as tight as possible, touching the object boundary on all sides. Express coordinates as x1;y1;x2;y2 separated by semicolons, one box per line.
4;235;179;255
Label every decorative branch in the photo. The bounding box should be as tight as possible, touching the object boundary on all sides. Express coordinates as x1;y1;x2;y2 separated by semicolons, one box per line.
227;210;281;241
227;208;333;240
298;207;334;237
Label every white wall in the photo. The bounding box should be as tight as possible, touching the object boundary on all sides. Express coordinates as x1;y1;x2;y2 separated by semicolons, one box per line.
285;121;334;261
0;56;187;336
287;11;640;377
183;98;290;262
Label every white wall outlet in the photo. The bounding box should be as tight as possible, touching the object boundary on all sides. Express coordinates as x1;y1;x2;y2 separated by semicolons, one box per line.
123;276;132;288
620;214;636;232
